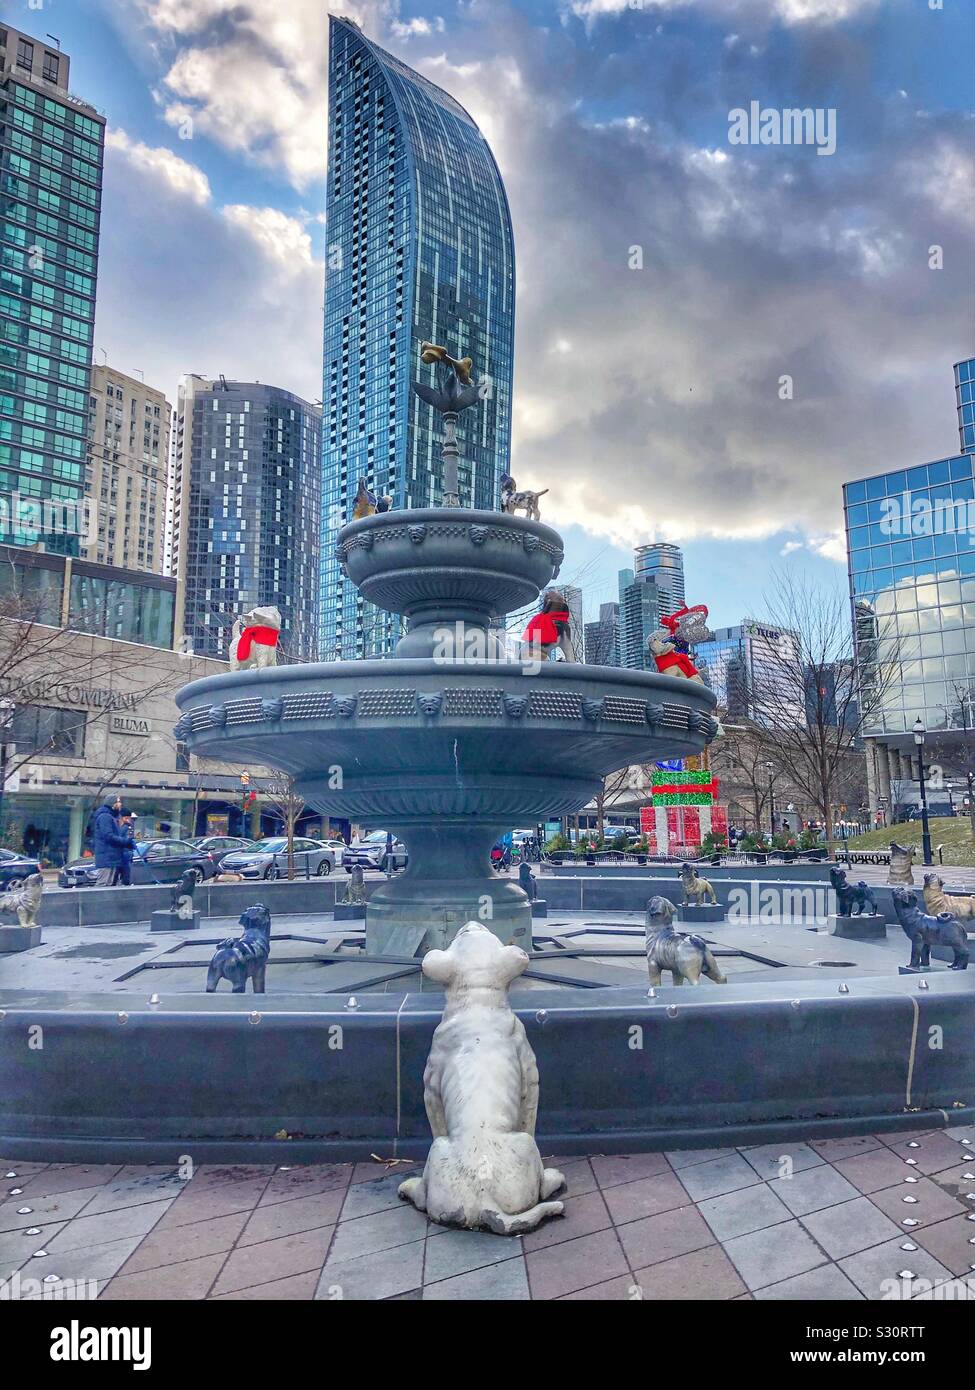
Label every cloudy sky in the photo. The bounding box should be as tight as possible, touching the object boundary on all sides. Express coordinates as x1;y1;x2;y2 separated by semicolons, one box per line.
34;0;975;624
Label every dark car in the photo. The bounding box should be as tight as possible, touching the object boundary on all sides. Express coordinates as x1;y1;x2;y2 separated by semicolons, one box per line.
58;839;218;888
0;847;42;889
190;836;256;866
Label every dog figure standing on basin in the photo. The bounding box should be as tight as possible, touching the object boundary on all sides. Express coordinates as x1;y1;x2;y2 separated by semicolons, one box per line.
922;872;975;922
645;895;727;986
522;589;574;662
681;863;717;907
829;866;878;917
206;904;272;993
500;472;548;522
891;888;969;971
398;921;566;1235
229;606;281;671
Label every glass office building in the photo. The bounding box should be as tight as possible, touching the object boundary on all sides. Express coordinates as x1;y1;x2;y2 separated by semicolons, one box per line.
955;357;975;455
635;542;685;615
695;621;800;722
0;27;104;553
320;17;515;658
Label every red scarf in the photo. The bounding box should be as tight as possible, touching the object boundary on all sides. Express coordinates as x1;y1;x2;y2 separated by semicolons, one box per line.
237;625;279;660
523;610;569;645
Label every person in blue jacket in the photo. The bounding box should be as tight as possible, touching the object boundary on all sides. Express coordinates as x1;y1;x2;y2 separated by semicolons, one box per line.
116;808;137;886
92;795;129;886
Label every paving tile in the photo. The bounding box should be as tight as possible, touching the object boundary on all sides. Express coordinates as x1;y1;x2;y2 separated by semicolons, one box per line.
349;1161;417;1185
664;1147;737;1170
79;1172;185;1216
833;1148;918;1194
424;1257;529;1300
945;1125;975;1144
913;1213;975;1276
0;1220;67;1275
601;1170;690;1225
522;1189;610;1251
526;1228;628;1300
210;1270;321;1300
210;1226;334;1296
0;1161;50;1176
539;1156;596;1195
882;1132;972;1175
0;1186;100;1234
423;1227;521;1283
615;1204;715;1269
340;1173;409;1220
740;1142;824;1182
239;1190;345;1246
722;1219;828;1291
839;1237;953;1299
316;1239;424;1300
43;1198;173;1255
326;1203;429;1263
258;1164;351;1206
99;1253;225;1300
767;1164;860;1217
869;1175;967;1229
558;1275;641;1300
678;1153;763;1202
119;1211;250;1275
799;1196;903;1260
754;1265;864;1301
23;1234;146;1294
590;1152;671;1188
191;1165;275;1187
11;1165;122;1199
698;1184;791;1242
632;1243;747;1300
152;1178;268;1230
808;1135;884;1163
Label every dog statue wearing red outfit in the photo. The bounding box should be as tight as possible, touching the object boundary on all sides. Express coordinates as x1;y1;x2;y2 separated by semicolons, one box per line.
229;605;282;671
522;589;574;661
648;604;711;683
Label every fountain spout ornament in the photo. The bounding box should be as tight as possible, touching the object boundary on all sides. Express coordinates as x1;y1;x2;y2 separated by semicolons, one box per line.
412;341;481;507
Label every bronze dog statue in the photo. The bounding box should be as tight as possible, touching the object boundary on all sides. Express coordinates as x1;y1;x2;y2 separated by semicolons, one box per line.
645;896;726;986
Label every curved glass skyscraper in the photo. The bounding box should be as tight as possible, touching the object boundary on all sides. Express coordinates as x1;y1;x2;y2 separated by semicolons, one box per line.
320;16;515;658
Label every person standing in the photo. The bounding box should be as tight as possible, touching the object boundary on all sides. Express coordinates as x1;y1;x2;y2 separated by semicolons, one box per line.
92;795;129;887
116;808;136;886
383;830;395;877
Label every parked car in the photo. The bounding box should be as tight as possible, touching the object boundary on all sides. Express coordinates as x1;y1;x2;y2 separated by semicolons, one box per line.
342;831;408;873
0;847;42;889
190;835;256;867
219;837;340;880
58;839;218;888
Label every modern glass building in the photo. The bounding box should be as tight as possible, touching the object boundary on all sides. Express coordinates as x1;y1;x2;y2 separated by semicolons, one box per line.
695;621;801;722
617;567;662;671
0;26;104;553
320;16;515;658
171;378;322;663
843;358;975;815
584;601;620;666
635;542;685;615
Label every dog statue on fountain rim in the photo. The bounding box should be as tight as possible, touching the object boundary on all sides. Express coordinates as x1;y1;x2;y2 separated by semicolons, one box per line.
0;871;43;928
205;903;272;993
922;872;975;922
645;895;727;986
229;605;282;671
398;921;566;1235
681;862;717;906
891;887;969;970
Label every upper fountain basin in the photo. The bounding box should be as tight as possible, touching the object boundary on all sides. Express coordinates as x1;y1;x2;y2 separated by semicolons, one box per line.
335;508;564;625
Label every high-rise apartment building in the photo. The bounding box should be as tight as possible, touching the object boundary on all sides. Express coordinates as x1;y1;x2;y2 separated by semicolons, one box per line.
634;542;685;616
320;16;515;658
694;620;800;721
585;600;620;667
617;567;663;671
169;376;321;662
84;365;170;572
0;25;104;553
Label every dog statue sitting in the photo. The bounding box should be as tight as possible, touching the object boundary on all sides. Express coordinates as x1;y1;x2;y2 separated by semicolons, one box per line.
645;895;727;986
343;865;365;905
398;921;566;1235
887;840;916;886
681;863;717;906
500;473;548;522
0;872;43;928
518;861;537;903
170;868;197;921
891;888;969;970
229;605;281;671
206;903;272;993
922;872;975;922
522;589;574;662
829;866;878;917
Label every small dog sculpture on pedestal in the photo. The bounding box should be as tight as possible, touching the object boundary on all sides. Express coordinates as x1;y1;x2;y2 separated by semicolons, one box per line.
0;872;43;928
229;605;281;671
343;865;365;904
829;866;878;916
170;869;197;921
518;861;537;902
922;873;975;921
398;921;566;1234
645;895;727;986
681;863;717;906
891;888;969;970
206;904;272;993
887;841;916;886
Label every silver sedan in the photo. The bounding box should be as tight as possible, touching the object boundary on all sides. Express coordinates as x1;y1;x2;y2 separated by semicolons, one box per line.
219;837;340;880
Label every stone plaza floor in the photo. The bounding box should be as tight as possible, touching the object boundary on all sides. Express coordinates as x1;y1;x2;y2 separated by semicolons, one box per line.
3;1125;975;1301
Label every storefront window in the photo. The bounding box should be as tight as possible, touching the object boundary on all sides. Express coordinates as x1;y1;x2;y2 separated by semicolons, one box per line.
68;572;174;648
9;702;85;757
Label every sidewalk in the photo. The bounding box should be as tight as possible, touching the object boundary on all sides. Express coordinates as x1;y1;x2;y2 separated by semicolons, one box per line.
3;1125;973;1300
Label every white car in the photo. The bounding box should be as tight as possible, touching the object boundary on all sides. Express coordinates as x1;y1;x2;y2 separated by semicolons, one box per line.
342;831;408;873
220;837;340;879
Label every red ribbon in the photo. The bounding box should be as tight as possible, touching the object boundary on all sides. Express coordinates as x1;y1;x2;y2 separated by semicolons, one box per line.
237;625;279;661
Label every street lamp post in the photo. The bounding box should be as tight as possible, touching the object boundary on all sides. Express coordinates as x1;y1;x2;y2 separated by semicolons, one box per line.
0;698;14;839
913;719;933;867
766;761;776;839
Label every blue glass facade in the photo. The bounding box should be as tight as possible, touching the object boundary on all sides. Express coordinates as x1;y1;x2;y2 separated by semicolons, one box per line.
0;28;103;554
954;357;975;455
844;392;975;738
320;17;515;658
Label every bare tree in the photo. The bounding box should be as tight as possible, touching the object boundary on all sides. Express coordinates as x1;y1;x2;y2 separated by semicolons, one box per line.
262;773;305;879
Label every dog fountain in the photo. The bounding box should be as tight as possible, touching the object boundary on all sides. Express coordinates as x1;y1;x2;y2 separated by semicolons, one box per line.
174;515;719;957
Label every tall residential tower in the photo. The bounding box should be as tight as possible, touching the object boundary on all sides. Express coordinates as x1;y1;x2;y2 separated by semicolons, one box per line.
320;16;515;658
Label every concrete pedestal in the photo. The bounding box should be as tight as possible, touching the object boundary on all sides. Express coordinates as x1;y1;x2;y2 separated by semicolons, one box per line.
334;901;366;921
531;899;548;919
0;924;41;952
150;909;200;933
678;902;726;924
831;913;886;940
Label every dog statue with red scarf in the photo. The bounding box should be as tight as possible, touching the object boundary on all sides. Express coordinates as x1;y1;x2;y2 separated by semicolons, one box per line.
522;589;574;661
648;604;712;683
230;605;282;671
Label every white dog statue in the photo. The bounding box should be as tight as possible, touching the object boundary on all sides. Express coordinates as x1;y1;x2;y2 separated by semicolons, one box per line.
0;872;44;928
398;921;566;1234
229;605;282;671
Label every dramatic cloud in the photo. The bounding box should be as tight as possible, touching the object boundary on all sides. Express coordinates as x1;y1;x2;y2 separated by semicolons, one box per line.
105;127;211;203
